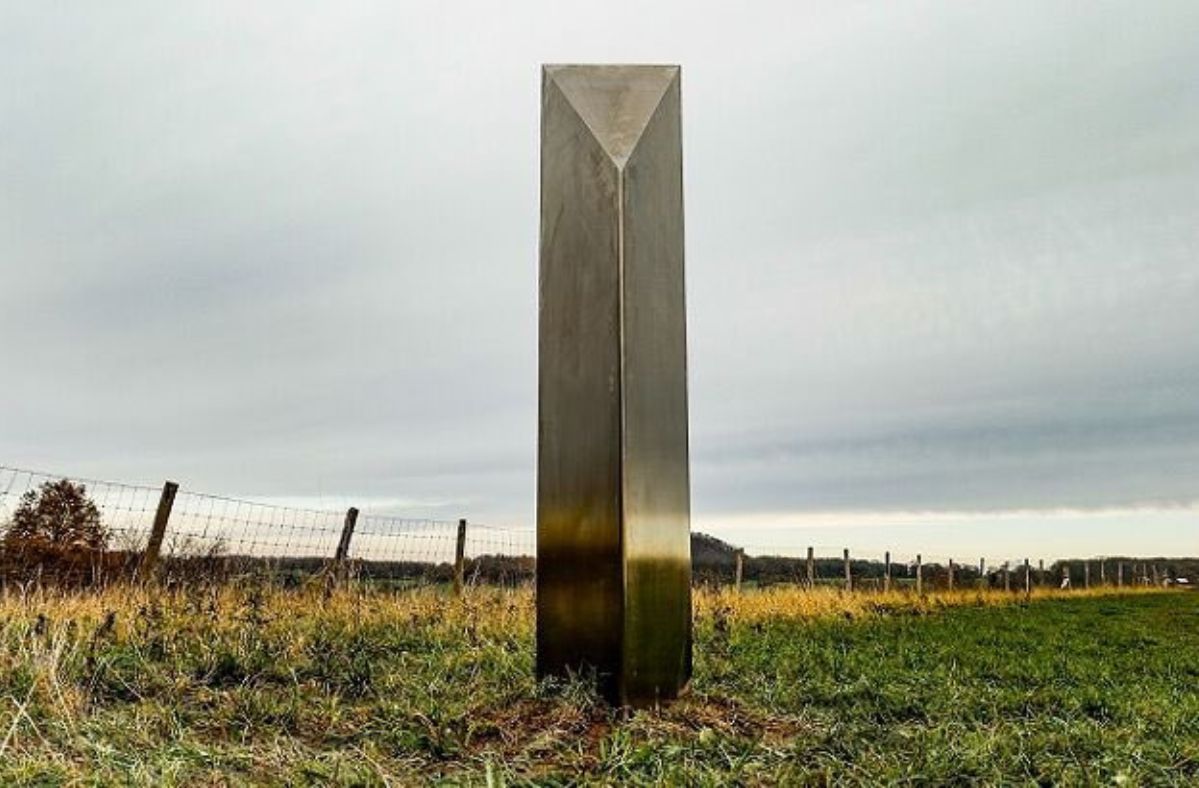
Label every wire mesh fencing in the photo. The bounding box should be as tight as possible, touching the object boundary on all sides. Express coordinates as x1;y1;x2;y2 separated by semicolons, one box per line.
0;462;1178;592
150;491;348;583
0;465;535;589
0;465;163;584
698;539;1171;594
345;516;535;587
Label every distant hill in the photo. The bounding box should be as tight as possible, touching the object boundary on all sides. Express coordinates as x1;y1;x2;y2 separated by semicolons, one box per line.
691;532;738;565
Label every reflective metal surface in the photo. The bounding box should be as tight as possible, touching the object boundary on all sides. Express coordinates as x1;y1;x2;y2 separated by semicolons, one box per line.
537;64;691;707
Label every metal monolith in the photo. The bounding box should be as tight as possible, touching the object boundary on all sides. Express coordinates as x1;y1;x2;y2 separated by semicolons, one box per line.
536;64;691;706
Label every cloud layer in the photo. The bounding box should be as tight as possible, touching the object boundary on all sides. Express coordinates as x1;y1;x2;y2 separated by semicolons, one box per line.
3;2;1197;552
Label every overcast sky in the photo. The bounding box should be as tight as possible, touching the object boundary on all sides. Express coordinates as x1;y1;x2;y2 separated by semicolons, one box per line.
2;1;1197;559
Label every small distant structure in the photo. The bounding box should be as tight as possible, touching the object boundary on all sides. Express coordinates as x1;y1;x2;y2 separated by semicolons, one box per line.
1060;576;1070;589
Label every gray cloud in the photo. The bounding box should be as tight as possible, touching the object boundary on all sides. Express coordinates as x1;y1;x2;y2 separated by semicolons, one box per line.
2;2;1198;548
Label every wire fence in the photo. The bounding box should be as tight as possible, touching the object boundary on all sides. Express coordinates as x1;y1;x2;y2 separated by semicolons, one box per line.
166;491;342;558
0;463;1182;591
0;464;535;588
702;542;1175;592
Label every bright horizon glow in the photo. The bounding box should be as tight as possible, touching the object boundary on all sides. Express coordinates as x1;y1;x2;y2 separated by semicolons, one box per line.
700;506;1199;562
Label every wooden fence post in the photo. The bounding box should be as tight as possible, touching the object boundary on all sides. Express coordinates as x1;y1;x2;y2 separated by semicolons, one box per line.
1038;558;1044;587
843;549;852;592
454;518;467;596
1003;562;1010;592
139;480;179;578
948;558;954;592
1117;562;1124;588
734;548;744;592
1023;558;1031;596
806;546;815;589
915;554;923;595
884;550;891;592
979;558;986;588
334;507;359;563
1100;559;1106;586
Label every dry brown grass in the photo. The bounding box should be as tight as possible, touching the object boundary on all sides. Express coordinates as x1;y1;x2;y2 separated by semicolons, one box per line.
696;582;1161;624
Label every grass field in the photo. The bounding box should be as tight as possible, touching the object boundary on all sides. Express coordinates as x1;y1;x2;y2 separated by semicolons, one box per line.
0;583;1195;785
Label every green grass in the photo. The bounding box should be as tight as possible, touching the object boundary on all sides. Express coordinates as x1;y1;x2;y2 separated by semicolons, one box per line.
1;585;1196;785
710;594;1199;784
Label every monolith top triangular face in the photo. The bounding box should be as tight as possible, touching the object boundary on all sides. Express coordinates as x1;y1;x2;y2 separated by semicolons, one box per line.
545;64;678;166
